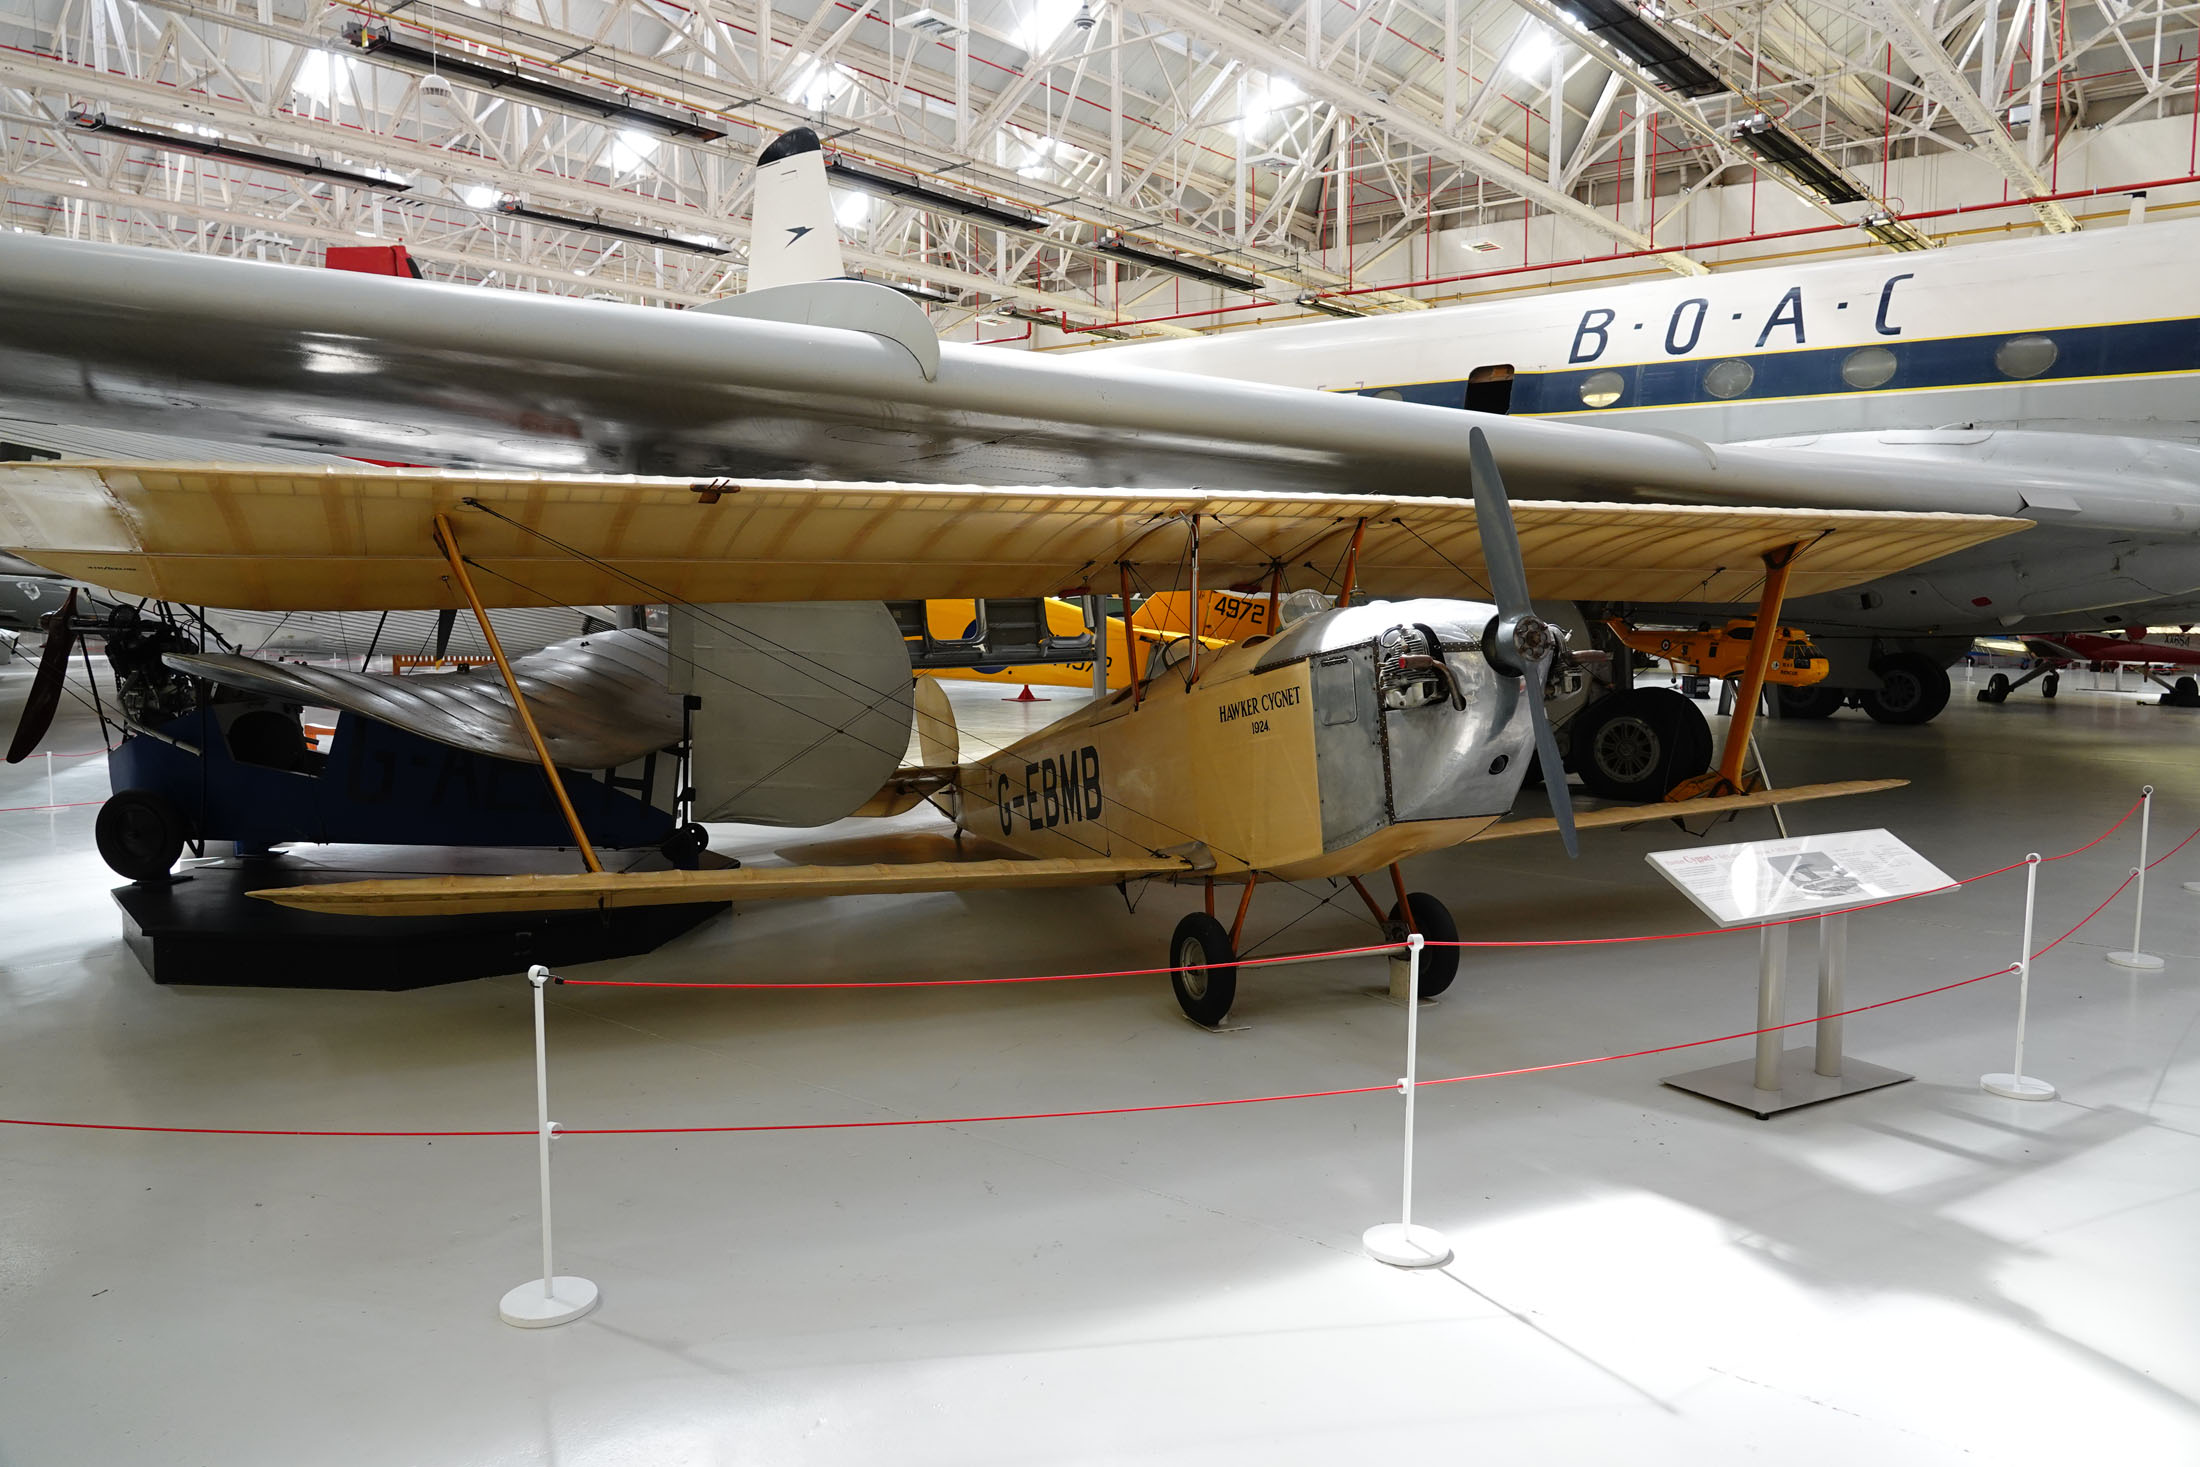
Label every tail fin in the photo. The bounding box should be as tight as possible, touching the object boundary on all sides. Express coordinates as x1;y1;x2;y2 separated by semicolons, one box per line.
748;127;845;292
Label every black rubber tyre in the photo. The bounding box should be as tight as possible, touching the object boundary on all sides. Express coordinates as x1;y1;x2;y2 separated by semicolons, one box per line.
1168;912;1238;1027
1568;688;1713;801
1978;672;2011;705
1386;891;1460;999
660;821;711;869
2164;675;2200;707
1775;684;1844;720
2042;671;2060;699
1860;653;1952;726
95;788;188;883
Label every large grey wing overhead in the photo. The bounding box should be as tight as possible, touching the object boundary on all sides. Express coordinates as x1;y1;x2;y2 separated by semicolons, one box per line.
165;629;680;769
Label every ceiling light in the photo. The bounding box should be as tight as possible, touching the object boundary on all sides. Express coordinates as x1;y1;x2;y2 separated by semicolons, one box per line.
833;190;872;229
459;183;499;208
1555;0;1725;98
66;110;413;193
894;8;966;38
608;130;657;174
292;50;347;104
1507;25;1558;78
1013;0;1085;54
784;55;852;112
343;23;724;141
494;199;729;255
824;157;1044;233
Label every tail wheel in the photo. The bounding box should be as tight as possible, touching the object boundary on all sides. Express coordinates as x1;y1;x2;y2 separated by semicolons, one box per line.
1385;892;1460;998
1568;688;1713;801
1168;912;1238;1027
1775;684;1843;720
2042;671;2060;699
95;788;188;883
1860;653;1952;725
659;822;712;869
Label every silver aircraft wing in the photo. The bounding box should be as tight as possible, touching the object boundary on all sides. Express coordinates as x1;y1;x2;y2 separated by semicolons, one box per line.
0;232;2192;534
165;628;680;769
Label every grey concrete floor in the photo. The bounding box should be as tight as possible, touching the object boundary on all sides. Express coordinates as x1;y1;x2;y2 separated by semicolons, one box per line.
1;660;2196;1465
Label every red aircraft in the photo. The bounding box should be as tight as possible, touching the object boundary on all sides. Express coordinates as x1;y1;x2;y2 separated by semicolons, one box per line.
1978;629;2200;706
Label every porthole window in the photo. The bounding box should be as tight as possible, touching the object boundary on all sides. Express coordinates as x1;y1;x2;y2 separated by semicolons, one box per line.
1578;370;1625;408
1374;389;1405;401
1840;346;1898;390
1995;335;2058;379
1702;358;1755;400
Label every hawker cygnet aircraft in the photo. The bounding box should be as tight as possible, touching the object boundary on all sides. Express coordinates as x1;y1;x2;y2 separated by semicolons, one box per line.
0;128;2188;808
1103;218;2200;727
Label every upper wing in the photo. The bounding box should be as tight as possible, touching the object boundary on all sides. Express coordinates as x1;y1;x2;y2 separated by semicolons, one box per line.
0;464;2025;612
0;234;2186;533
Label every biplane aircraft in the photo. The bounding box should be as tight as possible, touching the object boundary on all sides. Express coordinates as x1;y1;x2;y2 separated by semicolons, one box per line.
0;431;2020;1022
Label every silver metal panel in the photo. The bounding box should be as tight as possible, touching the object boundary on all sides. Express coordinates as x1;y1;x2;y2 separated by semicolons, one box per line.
671;601;913;827
1309;647;1386;852
166;628;678;769
1381;610;1535;825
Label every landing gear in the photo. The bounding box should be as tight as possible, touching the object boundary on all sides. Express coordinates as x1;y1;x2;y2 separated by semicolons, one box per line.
1568;688;1713;801
1859;652;1951;725
1168;912;1238;1027
2042;671;2060;699
2161;675;2200;708
1978;671;2013;704
659;821;713;869
1775;684;1844;719
1386;891;1460;998
95;788;189;883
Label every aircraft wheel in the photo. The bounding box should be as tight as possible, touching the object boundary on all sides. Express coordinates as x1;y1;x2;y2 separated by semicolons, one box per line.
1386;892;1460;998
1860;653;1951;725
1168;912;1238;1027
95;788;188;883
2042;671;2060;699
1978;672;2011;705
1568;688;1713;801
2164;675;2200;707
1775;684;1843;720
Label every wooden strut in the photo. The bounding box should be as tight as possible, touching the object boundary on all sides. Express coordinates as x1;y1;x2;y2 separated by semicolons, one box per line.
1229;873;1259;948
432;513;602;874
1264;562;1284;636
1186;515;1202;686
1118;561;1142;710
1387;862;1418;934
1668;540;1805;803
1347;875;1390;926
1336;518;1369;609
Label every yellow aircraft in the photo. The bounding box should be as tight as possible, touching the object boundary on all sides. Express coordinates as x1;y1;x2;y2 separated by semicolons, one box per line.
916;589;1266;692
0;432;2022;1023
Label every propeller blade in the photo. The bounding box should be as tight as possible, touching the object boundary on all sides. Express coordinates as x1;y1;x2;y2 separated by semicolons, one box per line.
1466;426;1532;618
1524;656;1579;860
433;607;459;661
6;588;80;764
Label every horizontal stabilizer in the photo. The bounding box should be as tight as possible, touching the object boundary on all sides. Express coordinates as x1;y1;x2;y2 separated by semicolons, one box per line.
249;853;1195;917
1470;778;1907;842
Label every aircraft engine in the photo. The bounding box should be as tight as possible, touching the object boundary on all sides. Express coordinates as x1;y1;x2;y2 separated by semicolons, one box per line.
671;601;915;827
1254;598;1536;854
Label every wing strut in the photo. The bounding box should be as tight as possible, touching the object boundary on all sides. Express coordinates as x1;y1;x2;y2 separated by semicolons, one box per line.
431;513;603;873
1668;541;1805;803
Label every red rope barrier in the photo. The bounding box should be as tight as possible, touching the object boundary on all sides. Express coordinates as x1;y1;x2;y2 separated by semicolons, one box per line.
557;941;1405;988
0;800;105;813
2147;823;2200;871
0;869;2143;1141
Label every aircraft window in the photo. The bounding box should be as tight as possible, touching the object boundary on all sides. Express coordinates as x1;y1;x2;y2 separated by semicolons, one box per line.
1578;371;1625;408
1464;364;1514;414
1995;336;2058;379
1374;389;1405;401
1702;358;1755;399
1840;346;1898;389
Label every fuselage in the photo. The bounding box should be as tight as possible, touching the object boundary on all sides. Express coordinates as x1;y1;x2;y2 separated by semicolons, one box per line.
1104;221;2200;446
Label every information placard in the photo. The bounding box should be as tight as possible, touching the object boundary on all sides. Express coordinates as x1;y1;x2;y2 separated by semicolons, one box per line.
1646;828;1954;928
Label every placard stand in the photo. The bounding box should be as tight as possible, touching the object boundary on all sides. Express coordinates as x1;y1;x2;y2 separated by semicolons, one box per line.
1646;830;1948;1120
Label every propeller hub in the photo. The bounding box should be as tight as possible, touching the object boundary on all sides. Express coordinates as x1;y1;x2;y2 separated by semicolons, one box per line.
1483;611;1555;678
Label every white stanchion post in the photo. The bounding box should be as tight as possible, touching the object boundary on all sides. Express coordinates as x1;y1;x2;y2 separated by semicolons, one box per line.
1983;854;2056;1101
1363;935;1453;1269
2108;786;2166;970
499;964;600;1328
46;750;54;808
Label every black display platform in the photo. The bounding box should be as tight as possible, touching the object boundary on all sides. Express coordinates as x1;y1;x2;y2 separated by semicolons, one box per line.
112;852;728;989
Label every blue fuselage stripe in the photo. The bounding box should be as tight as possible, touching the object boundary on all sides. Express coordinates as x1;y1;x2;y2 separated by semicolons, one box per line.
1349;316;2200;414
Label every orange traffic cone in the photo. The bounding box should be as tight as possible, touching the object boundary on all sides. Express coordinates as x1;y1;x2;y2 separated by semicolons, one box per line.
1005;683;1050;702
